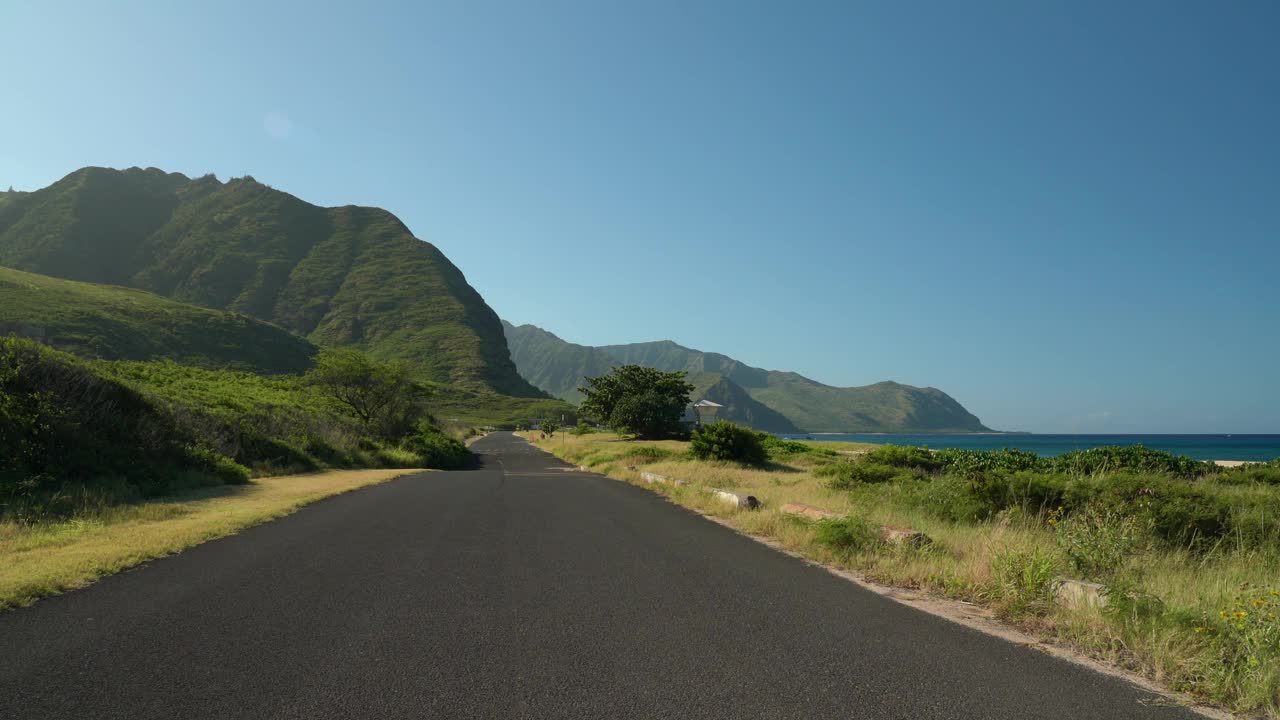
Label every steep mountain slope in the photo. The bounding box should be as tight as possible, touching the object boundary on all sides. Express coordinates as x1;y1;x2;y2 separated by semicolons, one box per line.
502;321;618;404
0;265;315;374
503;321;800;432
0;166;540;396
601;340;990;432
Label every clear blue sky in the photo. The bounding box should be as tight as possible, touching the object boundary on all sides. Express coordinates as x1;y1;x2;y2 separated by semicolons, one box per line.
4;1;1278;433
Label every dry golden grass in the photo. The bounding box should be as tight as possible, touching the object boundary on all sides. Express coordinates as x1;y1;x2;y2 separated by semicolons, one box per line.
0;468;423;610
529;431;1280;717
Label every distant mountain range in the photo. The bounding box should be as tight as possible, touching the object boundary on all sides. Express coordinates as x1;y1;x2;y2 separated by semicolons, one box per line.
0;166;540;396
0;165;987;433
503;321;991;433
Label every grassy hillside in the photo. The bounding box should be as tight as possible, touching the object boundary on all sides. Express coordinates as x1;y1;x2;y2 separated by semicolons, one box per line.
0;166;539;396
0;265;315;374
1;337;469;520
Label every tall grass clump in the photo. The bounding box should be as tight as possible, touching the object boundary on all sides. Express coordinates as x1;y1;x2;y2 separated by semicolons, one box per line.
813;515;880;553
989;545;1061;618
1050;502;1149;579
816;462;907;489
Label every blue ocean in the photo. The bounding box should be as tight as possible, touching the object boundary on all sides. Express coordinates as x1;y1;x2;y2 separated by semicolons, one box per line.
775;434;1280;462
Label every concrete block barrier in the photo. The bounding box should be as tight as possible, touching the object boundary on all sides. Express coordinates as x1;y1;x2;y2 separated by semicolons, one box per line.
1056;579;1107;609
712;490;759;510
639;471;689;487
880;526;932;547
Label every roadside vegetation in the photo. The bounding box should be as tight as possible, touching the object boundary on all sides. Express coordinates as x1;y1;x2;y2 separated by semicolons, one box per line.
0;467;418;609
529;428;1280;717
1;337;468;522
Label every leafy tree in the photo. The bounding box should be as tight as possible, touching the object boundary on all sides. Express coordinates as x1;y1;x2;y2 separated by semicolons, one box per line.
579;365;693;440
573;419;595;436
539;420;560;437
305;349;426;439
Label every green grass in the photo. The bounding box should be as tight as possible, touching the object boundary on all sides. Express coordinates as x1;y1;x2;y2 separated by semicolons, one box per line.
0;265;315;373
532;432;1280;717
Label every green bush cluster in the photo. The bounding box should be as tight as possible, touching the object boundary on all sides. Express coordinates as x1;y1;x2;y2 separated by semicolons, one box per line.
825;442;1279;553
1195;587;1280;707
863;444;942;470
689;421;766;464
1;338;474;519
933;448;1043;476
759;436;837;462
1216;461;1280;486
813;515;880;552
909;470;1249;550
933;444;1216;479
1051;503;1149;579
624;446;680;463
404;421;469;470
0;338;249;519
816;462;908;489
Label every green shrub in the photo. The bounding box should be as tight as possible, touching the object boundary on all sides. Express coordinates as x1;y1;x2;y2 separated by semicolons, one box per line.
1051;503;1149;579
1067;473;1231;550
572;420;595;436
1196;587;1280;709
760;436;836;462
405;422;469;470
936;448;1044;476
816;462;905;489
813;515;880;552
0;338;239;517
1048;445;1213;479
623;446;678;463
1216;463;1280;486
189;446;252;485
863;444;941;471
907;475;995;523
689;421;766;464
989;546;1061;618
973;471;1071;516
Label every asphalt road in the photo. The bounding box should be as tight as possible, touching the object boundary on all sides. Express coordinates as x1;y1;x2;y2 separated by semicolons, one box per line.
1;432;1203;719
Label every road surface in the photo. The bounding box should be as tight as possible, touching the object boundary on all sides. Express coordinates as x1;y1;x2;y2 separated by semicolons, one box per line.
0;432;1202;719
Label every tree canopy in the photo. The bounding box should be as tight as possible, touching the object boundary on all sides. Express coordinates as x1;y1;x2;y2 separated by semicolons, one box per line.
305;349;427;439
578;365;694;439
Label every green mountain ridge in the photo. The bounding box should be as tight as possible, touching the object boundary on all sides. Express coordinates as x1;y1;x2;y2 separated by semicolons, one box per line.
504;322;990;433
502;321;799;432
0;166;540;396
601;340;990;433
500;321;616;404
